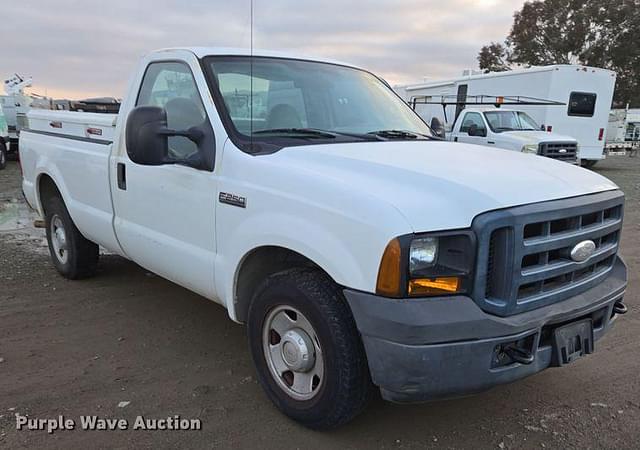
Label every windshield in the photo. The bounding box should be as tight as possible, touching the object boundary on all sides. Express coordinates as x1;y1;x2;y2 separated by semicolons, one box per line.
205;56;432;151
483;111;539;132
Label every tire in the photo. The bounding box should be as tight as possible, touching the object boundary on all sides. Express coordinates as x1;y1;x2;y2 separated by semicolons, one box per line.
0;142;6;170
247;268;372;430
44;196;99;279
581;159;598;169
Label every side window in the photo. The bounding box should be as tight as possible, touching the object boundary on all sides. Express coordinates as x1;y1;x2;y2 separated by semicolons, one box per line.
136;62;207;160
568;92;596;117
459;112;485;134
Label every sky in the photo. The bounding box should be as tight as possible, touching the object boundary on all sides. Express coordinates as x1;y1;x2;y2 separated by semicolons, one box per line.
1;0;527;99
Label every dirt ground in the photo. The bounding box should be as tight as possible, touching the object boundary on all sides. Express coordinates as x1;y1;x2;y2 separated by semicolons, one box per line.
1;156;639;449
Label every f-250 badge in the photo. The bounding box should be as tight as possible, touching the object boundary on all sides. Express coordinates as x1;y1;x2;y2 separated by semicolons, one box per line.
219;192;247;208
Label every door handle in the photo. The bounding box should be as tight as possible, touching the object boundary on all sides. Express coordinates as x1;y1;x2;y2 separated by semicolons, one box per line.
487;141;496;144
117;163;126;190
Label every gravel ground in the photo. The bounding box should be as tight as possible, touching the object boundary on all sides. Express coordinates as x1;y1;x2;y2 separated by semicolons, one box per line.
1;156;639;449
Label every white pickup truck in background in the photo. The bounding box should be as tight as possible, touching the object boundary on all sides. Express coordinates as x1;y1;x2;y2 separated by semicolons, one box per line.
19;47;628;429
439;107;579;163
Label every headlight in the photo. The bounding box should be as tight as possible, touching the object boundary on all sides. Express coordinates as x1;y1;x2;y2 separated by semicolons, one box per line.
376;231;476;298
409;237;438;274
521;144;539;154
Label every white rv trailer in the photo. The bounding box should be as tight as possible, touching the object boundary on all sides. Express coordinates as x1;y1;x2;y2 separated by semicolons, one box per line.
396;65;617;167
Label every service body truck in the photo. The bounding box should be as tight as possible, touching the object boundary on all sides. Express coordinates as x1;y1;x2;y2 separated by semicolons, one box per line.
0;103;8;168
0;93;35;155
444;106;579;163
606;108;640;156
20;48;628;429
397;65;617;167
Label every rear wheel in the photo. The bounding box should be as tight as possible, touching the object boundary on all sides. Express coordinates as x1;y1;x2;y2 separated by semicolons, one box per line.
44;196;99;279
247;268;372;430
0;142;7;169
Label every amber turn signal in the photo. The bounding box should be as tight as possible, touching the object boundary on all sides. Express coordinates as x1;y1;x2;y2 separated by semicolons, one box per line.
376;238;402;297
408;276;461;296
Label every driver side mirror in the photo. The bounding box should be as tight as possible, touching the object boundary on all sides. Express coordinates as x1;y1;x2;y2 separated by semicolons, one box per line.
125;106;169;165
125;106;213;170
430;117;446;139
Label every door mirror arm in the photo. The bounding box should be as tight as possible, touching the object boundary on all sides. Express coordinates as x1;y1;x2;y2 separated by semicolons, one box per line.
157;126;205;145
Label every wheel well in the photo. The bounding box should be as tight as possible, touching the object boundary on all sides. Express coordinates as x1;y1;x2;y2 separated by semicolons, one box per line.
234;246;324;323
38;174;62;214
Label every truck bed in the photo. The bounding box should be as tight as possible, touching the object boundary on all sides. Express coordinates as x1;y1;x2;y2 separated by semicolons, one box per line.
20;109;122;255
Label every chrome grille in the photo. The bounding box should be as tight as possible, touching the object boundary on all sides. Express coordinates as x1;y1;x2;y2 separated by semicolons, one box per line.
473;191;624;316
539;142;578;163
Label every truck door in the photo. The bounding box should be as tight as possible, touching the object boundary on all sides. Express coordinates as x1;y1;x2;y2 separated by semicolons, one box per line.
453;111;489;146
111;60;218;300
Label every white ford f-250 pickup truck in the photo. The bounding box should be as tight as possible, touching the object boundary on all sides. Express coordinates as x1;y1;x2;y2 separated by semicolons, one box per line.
20;48;627;429
445;107;579;164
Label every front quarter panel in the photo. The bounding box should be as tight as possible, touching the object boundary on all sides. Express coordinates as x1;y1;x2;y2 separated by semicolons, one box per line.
215;142;414;321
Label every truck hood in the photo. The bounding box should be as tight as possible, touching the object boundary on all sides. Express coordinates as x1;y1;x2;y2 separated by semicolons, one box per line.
501;130;577;144
276;140;617;232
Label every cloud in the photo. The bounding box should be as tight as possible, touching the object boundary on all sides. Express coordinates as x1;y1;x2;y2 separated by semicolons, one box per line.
0;0;525;98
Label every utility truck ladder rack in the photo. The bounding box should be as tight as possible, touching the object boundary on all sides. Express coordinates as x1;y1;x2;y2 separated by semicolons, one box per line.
409;94;565;123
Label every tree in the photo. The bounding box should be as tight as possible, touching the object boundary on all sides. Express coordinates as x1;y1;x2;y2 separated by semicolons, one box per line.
581;0;640;107
507;0;591;66
478;42;510;72
479;0;640;106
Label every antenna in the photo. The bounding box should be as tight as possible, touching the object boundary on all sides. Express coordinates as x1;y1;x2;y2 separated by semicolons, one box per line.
250;0;254;149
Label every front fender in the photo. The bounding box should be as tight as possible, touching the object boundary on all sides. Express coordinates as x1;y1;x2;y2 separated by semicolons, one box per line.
215;142;415;322
217;207;409;322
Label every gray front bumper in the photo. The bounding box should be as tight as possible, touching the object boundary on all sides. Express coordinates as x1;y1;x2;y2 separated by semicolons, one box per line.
344;256;627;403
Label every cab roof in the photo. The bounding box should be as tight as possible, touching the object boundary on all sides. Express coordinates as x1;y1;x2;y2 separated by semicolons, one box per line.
152;47;358;69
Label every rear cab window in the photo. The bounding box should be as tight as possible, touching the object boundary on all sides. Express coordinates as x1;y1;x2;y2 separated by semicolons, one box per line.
568;92;597;117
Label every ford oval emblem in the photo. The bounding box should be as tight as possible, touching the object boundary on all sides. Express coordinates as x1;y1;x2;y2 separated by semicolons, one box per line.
570;240;596;262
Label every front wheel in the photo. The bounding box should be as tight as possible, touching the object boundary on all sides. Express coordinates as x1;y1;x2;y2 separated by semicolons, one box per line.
247;269;372;429
581;159;598;169
0;142;7;169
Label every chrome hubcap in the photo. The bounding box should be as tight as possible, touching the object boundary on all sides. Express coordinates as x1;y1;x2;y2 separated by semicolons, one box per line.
50;215;68;264
281;328;315;372
263;306;324;400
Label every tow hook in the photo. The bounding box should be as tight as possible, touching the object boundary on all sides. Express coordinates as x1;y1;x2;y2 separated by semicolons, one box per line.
613;301;628;315
504;345;535;365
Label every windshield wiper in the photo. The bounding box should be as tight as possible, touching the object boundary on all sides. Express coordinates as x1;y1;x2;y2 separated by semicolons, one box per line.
253;127;384;141
367;129;435;140
252;128;337;139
